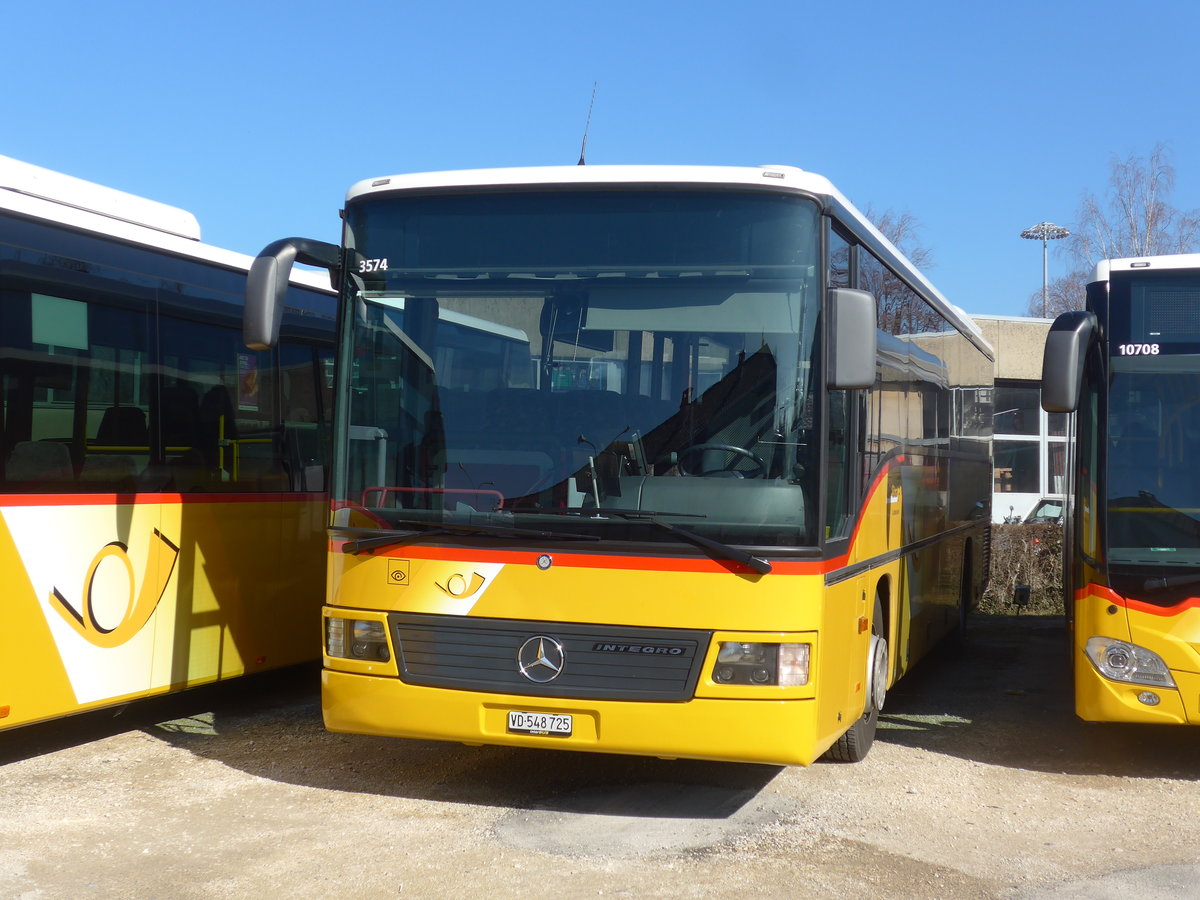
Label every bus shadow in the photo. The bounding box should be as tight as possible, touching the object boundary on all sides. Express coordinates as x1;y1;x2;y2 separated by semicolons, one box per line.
4;659;784;824
0;663;320;767
877;614;1200;780
145;687;784;820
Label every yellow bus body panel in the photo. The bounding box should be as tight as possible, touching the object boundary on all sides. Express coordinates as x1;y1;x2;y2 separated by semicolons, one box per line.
323;667;827;766
325;555;870;764
317;460;975;764
0;494;326;730
1073;586;1200;724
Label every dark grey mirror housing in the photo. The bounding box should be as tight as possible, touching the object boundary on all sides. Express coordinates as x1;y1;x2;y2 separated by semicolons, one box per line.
244;238;340;350
1041;310;1097;413
829;288;878;390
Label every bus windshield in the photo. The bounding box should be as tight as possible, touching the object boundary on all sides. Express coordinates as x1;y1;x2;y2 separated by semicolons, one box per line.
1106;354;1200;565
336;189;823;548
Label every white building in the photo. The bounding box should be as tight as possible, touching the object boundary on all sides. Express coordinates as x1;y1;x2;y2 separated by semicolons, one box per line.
972;315;1066;524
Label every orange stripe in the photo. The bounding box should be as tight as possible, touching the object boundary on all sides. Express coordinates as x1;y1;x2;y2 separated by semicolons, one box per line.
1077;582;1200;617
334;539;831;576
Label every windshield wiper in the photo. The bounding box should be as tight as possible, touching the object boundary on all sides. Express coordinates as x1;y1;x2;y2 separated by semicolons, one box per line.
525;508;771;575
1144;571;1200;593
332;520;601;555
524;506;702;517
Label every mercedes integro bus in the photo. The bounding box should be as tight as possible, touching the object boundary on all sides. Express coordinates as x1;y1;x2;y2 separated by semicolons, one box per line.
245;164;993;764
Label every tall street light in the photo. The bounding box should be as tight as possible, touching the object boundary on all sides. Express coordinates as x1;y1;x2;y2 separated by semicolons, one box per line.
1021;221;1070;318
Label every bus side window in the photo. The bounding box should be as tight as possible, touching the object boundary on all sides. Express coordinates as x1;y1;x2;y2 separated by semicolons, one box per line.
280;341;329;492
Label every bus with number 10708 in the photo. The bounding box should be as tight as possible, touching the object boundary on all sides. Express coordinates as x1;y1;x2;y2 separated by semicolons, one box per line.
246;164;994;765
1043;253;1200;725
0;156;335;732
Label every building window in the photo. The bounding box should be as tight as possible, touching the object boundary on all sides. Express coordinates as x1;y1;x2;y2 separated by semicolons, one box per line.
994;440;1039;494
994;381;1040;436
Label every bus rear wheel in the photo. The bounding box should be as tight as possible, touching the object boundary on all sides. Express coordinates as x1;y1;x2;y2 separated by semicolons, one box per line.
824;598;887;763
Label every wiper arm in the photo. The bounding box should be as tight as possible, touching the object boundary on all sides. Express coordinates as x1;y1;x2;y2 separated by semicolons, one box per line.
557;508;772;575
332;525;448;555
526;506;706;519
331;520;600;555
1144;571;1200;593
640;516;772;575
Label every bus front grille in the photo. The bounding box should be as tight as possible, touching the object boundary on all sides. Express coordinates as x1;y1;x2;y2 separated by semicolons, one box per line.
390;612;710;702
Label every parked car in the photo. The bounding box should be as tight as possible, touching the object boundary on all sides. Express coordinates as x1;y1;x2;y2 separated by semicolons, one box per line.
1024;497;1065;524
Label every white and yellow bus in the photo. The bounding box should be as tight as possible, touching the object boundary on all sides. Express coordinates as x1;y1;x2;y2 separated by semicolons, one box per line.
1044;254;1200;724
246;165;993;764
0;156;335;731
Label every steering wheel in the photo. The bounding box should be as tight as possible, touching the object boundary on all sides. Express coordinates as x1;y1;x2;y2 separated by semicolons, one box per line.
677;443;765;478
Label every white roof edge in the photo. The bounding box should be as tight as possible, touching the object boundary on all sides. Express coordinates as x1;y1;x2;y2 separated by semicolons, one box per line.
972;313;1053;324
345;163;993;360
0;155;200;241
0;155;331;293
346;164;832;201
1091;252;1200;283
823;186;995;361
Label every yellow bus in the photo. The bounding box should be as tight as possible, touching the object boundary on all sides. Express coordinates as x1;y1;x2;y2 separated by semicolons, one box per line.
1043;254;1200;724
0;156;335;731
246;165;994;764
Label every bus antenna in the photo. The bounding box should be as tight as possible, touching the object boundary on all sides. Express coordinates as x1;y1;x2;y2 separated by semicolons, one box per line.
577;82;597;165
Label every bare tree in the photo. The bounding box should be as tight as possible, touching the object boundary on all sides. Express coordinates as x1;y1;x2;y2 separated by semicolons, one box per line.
1026;269;1089;318
866;207;934;271
861;206;942;333
1071;143;1200;263
1037;144;1200;316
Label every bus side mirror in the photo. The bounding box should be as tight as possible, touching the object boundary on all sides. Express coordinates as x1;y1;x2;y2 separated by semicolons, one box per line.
245;237;341;350
829;288;877;390
1041;310;1097;413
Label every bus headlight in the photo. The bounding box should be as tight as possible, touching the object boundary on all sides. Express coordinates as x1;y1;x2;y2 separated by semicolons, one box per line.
326;617;391;663
1085;637;1175;688
712;642;809;687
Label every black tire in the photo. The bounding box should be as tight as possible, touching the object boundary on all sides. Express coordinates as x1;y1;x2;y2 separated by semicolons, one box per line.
824;597;887;763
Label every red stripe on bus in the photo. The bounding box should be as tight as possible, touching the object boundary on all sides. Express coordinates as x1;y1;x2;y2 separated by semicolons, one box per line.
332;540;832;576
1077;583;1200;617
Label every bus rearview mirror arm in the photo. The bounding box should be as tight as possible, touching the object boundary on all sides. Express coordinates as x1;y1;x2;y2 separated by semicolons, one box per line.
244;237;341;350
829;288;877;390
1041;311;1097;413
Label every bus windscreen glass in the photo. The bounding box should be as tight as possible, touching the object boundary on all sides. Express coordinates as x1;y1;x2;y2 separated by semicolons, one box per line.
337;190;823;548
1105;274;1200;568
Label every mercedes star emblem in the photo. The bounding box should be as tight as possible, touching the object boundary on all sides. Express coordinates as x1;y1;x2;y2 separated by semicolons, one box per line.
517;635;566;683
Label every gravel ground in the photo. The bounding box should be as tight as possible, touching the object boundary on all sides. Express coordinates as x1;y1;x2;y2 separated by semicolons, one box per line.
3;615;1199;899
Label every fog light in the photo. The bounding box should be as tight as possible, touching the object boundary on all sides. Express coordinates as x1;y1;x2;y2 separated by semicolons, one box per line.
1137;691;1161;706
1085;637;1175;687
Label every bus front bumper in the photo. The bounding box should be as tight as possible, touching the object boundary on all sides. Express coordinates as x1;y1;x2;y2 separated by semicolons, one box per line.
321;669;829;766
1075;656;1200;724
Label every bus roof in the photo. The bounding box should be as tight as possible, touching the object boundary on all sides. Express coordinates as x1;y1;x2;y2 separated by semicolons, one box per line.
346;164;992;360
1092;253;1200;283
0;155;331;293
0;155;201;240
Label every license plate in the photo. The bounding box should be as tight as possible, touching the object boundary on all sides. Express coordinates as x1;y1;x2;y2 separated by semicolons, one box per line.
507;710;572;736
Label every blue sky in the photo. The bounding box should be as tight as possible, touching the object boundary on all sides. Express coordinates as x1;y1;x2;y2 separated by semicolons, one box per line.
5;0;1200;318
